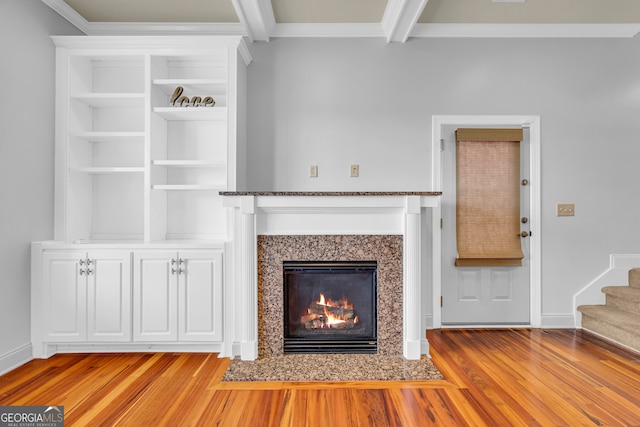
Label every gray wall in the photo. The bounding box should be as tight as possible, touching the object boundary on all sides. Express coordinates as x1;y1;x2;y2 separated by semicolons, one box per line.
247;37;640;319
0;0;81;366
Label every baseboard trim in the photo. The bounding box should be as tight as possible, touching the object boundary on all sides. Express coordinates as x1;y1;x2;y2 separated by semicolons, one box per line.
420;338;430;356
48;343;223;356
0;344;33;376
540;314;576;328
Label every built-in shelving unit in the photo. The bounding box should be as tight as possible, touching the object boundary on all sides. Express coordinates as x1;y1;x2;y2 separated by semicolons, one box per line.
53;36;251;243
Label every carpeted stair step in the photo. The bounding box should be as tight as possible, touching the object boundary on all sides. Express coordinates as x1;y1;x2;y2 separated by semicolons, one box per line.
578;305;640;353
602;286;640;315
630;268;640;288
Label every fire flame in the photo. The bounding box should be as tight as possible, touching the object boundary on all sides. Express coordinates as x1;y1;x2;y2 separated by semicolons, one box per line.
317;293;353;310
300;293;359;330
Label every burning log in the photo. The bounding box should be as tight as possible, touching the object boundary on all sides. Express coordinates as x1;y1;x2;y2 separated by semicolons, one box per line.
307;303;355;320
303;317;359;330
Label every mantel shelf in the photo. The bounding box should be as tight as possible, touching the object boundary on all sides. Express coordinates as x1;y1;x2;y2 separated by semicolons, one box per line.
220;191;442;197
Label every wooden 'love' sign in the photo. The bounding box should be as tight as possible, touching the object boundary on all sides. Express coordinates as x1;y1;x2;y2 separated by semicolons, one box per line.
170;86;215;107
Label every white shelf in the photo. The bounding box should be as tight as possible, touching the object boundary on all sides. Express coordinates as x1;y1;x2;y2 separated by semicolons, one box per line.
152;184;226;191
153;78;227;94
70;167;145;174
71;131;145;143
153;106;226;121
54;36;249;243
71;93;145;108
152;160;226;168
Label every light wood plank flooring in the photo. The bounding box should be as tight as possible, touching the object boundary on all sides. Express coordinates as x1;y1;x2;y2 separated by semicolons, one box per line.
1;329;639;426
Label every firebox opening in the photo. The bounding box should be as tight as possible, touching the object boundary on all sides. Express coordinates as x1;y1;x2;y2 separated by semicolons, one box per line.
283;261;378;354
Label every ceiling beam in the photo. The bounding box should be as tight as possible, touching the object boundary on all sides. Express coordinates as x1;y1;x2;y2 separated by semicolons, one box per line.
382;0;428;43
232;0;275;42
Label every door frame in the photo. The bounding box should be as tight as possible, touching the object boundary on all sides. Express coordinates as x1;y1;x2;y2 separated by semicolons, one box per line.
431;115;541;328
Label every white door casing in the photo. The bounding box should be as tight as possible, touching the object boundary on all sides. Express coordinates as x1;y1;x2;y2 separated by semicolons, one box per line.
431;115;541;328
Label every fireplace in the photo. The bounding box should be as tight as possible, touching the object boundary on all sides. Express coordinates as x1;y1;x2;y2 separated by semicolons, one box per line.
220;192;441;360
283;261;377;354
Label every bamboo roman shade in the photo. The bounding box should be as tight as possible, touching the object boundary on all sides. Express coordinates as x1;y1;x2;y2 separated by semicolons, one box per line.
455;128;524;267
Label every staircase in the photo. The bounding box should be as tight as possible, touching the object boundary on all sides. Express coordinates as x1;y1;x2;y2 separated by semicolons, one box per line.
578;268;640;353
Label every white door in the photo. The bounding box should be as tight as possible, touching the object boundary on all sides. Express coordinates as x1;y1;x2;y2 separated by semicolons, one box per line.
87;251;132;342
441;125;531;325
178;250;223;341
133;251;178;341
43;252;86;341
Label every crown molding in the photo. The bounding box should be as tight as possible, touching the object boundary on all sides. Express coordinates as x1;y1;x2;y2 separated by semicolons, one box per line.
411;23;640;38
270;23;385;38
41;0;91;34
83;22;245;36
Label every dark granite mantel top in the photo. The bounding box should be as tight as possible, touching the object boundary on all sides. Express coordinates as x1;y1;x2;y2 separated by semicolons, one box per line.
219;191;442;197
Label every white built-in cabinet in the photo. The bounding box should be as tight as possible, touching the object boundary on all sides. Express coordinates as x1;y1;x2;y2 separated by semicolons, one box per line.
133;250;223;342
41;250;131;343
32;36;249;358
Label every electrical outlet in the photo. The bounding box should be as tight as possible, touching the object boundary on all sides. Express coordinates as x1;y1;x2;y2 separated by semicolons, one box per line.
350;164;359;177
557;203;574;217
309;165;318;178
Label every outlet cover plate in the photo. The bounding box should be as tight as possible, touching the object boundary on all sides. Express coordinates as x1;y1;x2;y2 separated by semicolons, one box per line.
557;203;574;217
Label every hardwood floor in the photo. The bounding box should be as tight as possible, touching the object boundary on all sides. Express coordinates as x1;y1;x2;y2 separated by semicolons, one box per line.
1;329;640;426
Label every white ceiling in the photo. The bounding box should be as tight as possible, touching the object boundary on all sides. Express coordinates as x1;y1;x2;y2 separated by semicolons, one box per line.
43;0;640;41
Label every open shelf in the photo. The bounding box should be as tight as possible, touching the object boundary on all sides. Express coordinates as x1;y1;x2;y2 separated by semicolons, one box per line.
152;78;226;92
153;106;227;121
70;167;145;174
55;36;249;243
71;131;145;143
152;160;226;168
152;184;226;191
71;93;145;108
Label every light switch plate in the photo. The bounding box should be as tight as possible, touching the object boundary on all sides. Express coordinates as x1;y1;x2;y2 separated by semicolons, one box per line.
350;164;359;177
557;203;575;217
309;165;318;178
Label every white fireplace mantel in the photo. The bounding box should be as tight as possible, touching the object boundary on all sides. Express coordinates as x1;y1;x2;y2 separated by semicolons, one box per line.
221;192;441;360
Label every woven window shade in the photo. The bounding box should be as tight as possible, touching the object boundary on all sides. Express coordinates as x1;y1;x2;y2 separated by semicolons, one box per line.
455;128;524;267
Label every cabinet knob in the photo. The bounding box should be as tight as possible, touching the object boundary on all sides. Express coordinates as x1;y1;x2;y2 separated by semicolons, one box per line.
79;259;85;266
86;268;93;275
79;269;85;275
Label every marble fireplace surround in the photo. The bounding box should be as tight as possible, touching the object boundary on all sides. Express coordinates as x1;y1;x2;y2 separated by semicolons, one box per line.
221;192;441;361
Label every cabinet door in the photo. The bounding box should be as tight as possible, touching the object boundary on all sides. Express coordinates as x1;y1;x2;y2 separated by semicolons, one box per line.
86;251;132;342
178;250;223;341
133;251;178;341
42;252;86;341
